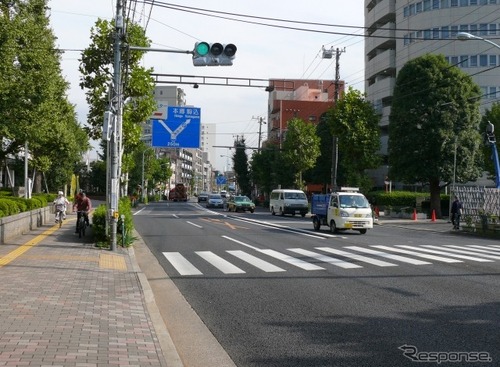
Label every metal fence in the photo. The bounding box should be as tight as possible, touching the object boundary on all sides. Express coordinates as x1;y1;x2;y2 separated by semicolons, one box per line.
454;186;500;223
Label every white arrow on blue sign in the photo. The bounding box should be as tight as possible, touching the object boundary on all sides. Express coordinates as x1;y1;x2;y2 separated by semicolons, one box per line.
152;106;201;148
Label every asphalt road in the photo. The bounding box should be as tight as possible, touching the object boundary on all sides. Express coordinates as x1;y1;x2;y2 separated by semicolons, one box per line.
133;200;500;367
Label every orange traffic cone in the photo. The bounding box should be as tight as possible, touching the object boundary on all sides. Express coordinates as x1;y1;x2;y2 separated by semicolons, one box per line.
431;209;436;222
412;208;417;221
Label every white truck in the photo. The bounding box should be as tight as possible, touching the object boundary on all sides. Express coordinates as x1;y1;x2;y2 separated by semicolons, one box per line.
311;187;373;234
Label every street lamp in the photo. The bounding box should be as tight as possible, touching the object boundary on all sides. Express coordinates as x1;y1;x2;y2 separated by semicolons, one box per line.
457;32;500;50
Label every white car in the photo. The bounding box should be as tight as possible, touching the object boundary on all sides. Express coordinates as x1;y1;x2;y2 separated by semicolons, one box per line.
206;194;224;208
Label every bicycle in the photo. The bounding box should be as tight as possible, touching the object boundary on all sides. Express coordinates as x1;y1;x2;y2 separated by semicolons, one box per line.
76;210;87;238
54;204;65;228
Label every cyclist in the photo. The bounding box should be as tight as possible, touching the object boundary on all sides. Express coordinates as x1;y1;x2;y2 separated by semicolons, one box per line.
53;191;70;223
73;191;92;233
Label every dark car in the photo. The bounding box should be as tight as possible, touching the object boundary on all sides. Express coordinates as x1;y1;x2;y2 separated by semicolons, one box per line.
197;192;209;203
226;195;255;213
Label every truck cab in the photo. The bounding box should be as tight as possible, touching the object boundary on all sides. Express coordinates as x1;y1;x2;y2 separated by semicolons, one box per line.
311;187;373;234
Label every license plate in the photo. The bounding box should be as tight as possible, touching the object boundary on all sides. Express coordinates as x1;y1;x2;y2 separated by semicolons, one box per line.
354;214;363;218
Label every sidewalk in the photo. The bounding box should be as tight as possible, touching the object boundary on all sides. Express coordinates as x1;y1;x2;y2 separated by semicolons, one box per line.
0;213;181;367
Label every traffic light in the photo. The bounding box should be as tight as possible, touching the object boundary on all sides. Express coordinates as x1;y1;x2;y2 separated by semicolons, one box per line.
192;42;237;66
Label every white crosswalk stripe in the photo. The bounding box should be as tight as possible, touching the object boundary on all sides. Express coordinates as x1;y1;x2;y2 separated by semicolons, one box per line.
162;244;500;276
398;245;494;262
227;250;286;272
288;248;362;269
345;246;432;265
162;252;202;276
259;249;325;270
196;251;246;274
371;245;462;263
315;247;397;267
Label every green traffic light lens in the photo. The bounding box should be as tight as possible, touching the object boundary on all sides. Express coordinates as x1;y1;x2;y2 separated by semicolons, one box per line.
195;42;210;56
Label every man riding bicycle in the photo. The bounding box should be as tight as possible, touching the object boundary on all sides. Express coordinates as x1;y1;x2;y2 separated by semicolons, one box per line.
53;191;70;223
73;191;92;233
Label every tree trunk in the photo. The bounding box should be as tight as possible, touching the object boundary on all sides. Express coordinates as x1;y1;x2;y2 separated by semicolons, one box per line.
429;177;442;218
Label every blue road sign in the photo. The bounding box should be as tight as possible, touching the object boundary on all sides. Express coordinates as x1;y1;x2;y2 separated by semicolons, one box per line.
216;176;227;185
152;106;201;148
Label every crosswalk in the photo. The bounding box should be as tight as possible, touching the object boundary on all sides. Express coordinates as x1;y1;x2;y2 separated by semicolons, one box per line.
162;244;500;276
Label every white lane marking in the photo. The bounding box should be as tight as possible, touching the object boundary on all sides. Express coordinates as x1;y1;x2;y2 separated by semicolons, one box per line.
222;235;261;251
162;252;202;276
372;245;462;263
227;250;286;272
259;249;325;270
398;245;494;262
133;207;146;215
439;245;500;260
288;248;362;269
186;221;203;228
346;246;431;265
316;247;397;267
196;251;245;274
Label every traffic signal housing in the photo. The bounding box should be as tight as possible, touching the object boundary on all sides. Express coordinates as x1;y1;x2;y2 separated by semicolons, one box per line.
192;42;237;66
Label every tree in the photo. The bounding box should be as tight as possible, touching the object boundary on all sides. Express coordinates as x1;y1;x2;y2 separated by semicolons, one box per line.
304;113;332;193
79;18;157;179
389;54;483;217
0;0;88;193
481;103;500;183
233;138;252;196
282;118;320;189
326;87;381;193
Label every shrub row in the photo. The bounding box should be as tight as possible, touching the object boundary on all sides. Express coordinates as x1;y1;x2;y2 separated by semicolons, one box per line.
0;193;52;218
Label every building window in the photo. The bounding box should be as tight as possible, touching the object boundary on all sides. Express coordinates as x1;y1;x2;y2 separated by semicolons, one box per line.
460;55;469;67
470;0;477;3
416;2;423;12
424;0;431;10
470;24;478;35
490;55;497;66
480;23;488;35
470;55;478;67
441;0;450;7
451;0;458;6
489;23;497;35
480;54;488;66
441;26;450;38
460;25;469;33
433;28;440;38
450;56;459;65
451;25;458;37
424;29;431;39
404;6;409;17
409;3;415;15
490;87;498;98
433;0;440;7
460;0;468;5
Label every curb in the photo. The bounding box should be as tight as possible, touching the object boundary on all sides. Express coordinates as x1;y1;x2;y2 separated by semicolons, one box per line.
128;238;184;367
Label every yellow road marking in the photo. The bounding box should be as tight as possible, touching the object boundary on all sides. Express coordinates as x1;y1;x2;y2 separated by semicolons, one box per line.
99;253;127;271
0;224;60;267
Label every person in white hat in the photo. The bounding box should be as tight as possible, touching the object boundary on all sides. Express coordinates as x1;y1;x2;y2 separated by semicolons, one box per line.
53;191;70;223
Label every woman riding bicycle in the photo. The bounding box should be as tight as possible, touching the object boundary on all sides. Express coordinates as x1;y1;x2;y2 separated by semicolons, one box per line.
73;191;92;233
53;191;70;223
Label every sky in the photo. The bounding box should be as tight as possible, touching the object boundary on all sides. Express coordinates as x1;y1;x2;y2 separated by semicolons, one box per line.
48;0;365;171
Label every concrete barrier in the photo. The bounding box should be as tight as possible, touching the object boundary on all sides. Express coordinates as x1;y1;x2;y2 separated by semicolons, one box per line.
0;206;52;244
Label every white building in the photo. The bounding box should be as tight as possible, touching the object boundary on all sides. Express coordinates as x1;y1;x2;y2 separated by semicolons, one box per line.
365;0;500;185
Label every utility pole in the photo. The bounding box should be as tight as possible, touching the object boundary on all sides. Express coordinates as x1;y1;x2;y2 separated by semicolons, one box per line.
322;46;345;192
108;0;124;251
252;116;266;152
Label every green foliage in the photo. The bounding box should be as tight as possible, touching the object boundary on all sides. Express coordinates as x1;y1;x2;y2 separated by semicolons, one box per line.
282;117;321;189
0;0;89;194
326;87;382;189
368;191;426;207
389;54;483;217
0;199;21;216
233;139;252;196
91;204;108;245
118;197;135;247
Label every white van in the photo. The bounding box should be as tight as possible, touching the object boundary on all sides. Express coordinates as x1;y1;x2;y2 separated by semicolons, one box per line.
270;189;309;217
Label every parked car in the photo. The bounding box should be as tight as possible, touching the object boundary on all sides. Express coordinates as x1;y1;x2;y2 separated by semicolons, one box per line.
197;192;209;203
206;193;224;208
226;195;255;213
